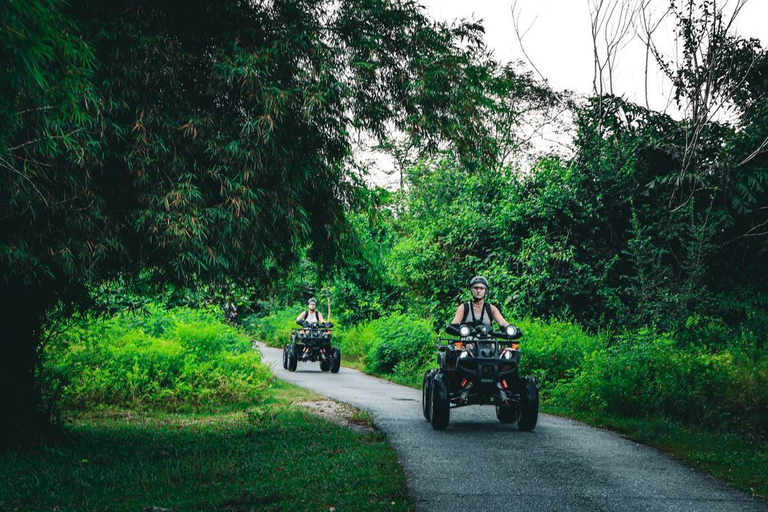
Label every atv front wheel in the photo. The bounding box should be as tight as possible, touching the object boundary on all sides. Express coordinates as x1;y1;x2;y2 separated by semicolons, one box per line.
330;347;341;373
429;373;450;430
517;376;539;431
287;349;298;372
320;358;330;372
282;346;289;370
422;370;436;421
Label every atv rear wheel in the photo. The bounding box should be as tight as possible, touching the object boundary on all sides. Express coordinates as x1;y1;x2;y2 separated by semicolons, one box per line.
429;373;450;430
330;347;341;373
517;376;539;431
495;405;519;424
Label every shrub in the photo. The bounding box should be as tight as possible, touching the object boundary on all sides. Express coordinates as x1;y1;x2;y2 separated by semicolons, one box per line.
352;314;437;386
335;322;377;360
242;305;302;347
46;304;273;410
549;328;768;440
515;318;605;399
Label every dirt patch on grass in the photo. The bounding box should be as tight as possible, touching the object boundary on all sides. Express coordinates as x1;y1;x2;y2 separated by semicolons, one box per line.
296;400;376;435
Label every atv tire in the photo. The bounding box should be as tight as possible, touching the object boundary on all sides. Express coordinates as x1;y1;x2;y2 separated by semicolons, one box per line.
429;373;450;430
422;370;436;421
287;349;298;372
330;347;341;373
495;405;520;424
517;376;539;431
282;346;289;370
320;358;330;372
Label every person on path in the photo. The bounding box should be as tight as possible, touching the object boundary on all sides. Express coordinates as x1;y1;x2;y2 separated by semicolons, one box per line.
297;297;326;324
450;276;512;330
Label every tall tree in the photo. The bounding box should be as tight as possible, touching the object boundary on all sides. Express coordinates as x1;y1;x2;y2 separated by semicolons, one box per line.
1;0;502;444
1;0;97;445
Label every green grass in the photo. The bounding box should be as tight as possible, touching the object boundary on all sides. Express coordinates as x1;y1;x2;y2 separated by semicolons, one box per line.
0;380;414;512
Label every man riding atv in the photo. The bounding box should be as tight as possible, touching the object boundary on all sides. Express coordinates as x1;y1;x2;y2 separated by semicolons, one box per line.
297;297;326;324
422;276;538;431
283;297;340;373
450;276;511;331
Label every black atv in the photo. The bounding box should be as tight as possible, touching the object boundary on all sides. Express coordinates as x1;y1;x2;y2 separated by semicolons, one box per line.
283;321;341;373
422;323;539;431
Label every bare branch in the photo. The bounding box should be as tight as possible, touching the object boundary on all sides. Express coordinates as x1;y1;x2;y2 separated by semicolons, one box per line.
509;0;548;84
8;127;86;152
737;133;768;167
0;156;50;207
589;0;641;98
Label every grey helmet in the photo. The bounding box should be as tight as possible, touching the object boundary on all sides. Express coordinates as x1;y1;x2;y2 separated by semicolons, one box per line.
468;276;489;290
308;297;318;305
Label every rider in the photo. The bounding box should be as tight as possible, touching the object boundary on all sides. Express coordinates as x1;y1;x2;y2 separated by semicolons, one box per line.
450;276;512;330
297;297;326;324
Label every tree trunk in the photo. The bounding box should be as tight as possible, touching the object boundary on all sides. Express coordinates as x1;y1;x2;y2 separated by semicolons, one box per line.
0;282;53;447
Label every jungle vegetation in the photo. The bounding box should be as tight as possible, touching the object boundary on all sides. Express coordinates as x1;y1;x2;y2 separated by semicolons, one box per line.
2;0;767;471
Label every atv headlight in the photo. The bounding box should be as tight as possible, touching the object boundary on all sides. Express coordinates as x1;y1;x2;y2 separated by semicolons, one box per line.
459;325;471;337
505;325;518;337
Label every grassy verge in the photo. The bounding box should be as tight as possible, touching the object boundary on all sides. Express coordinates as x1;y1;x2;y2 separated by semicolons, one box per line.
0;380;414;512
338;354;364;372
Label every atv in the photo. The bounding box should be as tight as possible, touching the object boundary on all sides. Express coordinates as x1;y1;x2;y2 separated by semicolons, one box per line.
283;321;341;373
422;323;539;431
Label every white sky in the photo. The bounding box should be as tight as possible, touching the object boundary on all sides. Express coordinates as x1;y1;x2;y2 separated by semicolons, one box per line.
364;0;768;188
419;0;768;110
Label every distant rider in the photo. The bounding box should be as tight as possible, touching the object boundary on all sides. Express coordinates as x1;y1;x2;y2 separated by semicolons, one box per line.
222;300;238;324
297;297;326;324
450;276;513;330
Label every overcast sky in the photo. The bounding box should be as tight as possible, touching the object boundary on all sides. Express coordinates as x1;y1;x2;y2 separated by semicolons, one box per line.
365;0;768;187
420;0;768;111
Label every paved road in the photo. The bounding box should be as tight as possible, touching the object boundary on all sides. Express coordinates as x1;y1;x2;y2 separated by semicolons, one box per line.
258;344;767;512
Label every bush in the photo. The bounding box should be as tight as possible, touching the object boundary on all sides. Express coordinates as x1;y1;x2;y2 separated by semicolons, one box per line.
515;318;606;399
335;322;377;361
339;314;437;386
548;328;768;440
242;305;301;347
46;304;273;410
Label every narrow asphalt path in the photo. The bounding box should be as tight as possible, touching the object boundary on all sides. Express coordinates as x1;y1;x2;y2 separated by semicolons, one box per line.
257;344;767;512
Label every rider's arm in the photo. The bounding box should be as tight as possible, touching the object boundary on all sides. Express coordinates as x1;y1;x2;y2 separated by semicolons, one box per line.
296;311;307;322
490;305;509;328
450;304;465;325
318;312;326;323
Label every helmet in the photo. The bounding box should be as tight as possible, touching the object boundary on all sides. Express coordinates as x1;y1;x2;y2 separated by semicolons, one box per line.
468;276;489;290
308;297;318;305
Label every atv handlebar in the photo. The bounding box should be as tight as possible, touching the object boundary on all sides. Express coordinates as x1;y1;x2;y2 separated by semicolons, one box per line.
444;323;522;340
297;321;333;329
436;338;519;350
